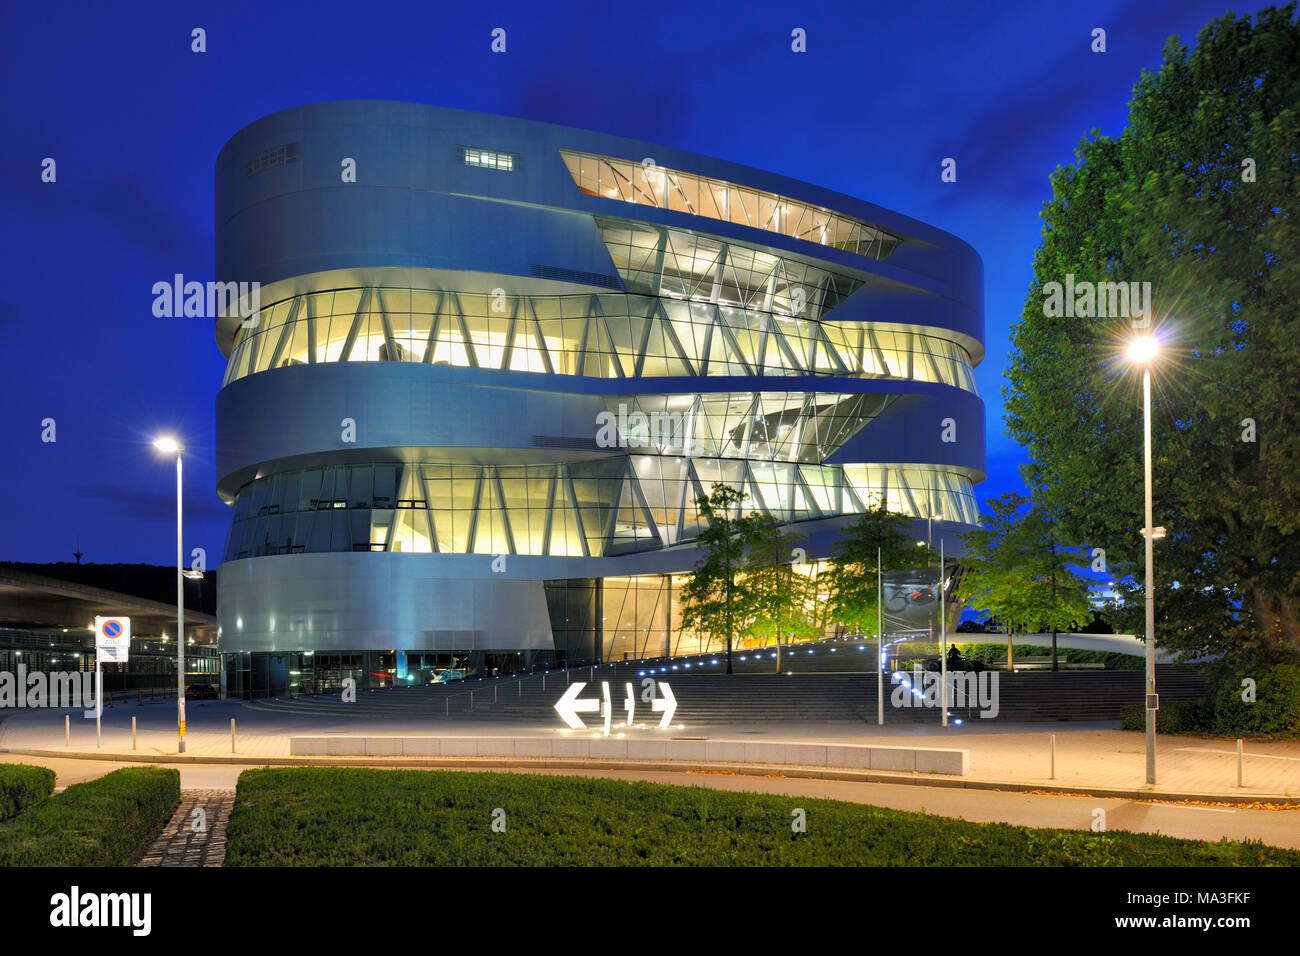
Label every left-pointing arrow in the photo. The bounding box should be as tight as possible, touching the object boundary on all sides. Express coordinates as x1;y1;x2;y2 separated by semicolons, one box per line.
554;681;601;729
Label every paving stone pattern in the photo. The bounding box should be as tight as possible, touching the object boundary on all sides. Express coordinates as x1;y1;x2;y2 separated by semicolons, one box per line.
136;790;235;867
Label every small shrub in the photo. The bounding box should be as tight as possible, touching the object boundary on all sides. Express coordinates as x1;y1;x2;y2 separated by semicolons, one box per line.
1120;699;1214;733
0;767;179;866
0;764;56;820
1212;663;1300;737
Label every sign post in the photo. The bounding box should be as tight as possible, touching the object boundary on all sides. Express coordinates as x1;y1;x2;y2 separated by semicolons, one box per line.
94;616;131;749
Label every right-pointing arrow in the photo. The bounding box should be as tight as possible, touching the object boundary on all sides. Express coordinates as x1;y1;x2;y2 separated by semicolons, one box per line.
652;681;677;729
554;681;601;729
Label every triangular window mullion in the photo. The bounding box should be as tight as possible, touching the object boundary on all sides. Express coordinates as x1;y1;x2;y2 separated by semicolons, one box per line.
656;300;697;377
465;467;485;552
528;298;555;374
422;293;445;364
266;295;302;370
541;466;558;556
339;288;370;362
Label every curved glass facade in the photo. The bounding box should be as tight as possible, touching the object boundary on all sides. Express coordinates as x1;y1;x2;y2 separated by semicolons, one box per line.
221;286;978;393
223;459;979;562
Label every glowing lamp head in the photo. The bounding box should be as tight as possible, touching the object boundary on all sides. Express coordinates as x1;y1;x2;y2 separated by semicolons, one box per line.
1127;337;1159;364
153;436;182;454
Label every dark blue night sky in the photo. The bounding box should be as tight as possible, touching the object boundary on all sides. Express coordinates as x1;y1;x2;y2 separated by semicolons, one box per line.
0;0;1257;566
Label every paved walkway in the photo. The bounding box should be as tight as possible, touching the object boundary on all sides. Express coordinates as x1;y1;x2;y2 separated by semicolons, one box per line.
3;701;1297;800
135;789;234;867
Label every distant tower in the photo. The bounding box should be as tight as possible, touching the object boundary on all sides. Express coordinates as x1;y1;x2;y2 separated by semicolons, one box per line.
73;539;83;565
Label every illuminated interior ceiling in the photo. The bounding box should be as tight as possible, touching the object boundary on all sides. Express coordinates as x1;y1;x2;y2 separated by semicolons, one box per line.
560;149;904;260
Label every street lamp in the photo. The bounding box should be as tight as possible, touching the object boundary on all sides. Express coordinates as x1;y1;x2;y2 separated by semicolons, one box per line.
152;436;186;753
1126;336;1158;784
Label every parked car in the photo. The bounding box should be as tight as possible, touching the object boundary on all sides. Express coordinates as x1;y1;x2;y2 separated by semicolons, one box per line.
184;683;219;700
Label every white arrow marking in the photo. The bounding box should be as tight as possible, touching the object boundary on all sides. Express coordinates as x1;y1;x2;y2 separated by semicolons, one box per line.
652;681;677;729
601;681;612;737
554;681;600;729
623;682;635;727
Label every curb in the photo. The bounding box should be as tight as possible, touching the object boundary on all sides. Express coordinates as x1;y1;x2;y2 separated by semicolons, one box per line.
2;746;1295;806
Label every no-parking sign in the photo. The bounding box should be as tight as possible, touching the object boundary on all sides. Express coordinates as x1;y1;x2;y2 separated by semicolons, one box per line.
95;616;131;663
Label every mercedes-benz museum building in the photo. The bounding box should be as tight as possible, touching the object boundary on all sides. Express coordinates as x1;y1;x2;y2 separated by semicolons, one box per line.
213;100;984;697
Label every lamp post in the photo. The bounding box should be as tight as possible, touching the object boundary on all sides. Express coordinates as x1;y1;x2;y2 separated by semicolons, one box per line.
153;436;185;754
940;536;947;728
876;546;883;725
1126;336;1158;784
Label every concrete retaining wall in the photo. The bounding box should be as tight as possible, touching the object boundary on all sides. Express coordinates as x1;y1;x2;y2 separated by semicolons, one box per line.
287;735;969;775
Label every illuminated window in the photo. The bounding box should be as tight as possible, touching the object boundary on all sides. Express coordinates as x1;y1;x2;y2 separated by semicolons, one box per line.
459;147;516;171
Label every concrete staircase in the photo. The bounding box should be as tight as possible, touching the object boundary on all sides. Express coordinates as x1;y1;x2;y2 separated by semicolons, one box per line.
245;660;1207;725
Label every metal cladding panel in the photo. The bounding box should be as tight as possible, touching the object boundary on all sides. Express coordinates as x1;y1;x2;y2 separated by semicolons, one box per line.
216;101;982;315
217;187;620;295
217;553;554;653
824;390;986;477
826;286;985;363
215;363;612;495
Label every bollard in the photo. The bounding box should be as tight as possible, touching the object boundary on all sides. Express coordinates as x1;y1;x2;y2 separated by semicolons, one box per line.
65;714;69;747
566;668;570;686
494;684;498;704
231;718;236;754
1050;734;1056;780
517;678;521;697
590;665;594;682
469;691;473;712
542;673;546;692
138;689;142;706
132;716;137;750
1237;738;1244;788
445;698;448;717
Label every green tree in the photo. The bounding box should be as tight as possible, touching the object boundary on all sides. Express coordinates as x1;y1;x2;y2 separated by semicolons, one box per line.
825;505;933;637
958;495;1034;669
742;519;819;672
957;494;1093;670
1004;5;1300;663
1017;506;1097;670
678;484;766;674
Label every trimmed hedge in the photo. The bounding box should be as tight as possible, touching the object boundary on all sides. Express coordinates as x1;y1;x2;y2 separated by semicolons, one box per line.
225;767;1300;867
1211;663;1300;737
0;767;179;866
956;643;1143;670
1121;699;1214;734
1120;663;1300;738
0;764;56;821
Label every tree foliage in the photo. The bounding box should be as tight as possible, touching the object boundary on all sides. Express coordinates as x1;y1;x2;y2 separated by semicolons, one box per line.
1004;5;1300;662
957;494;1095;667
825;506;933;635
677;485;768;673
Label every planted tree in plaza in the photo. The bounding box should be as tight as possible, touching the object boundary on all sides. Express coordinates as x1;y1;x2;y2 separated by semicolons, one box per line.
743;518;820;672
825;505;933;639
678;484;767;674
957;493;1093;669
1004;6;1300;665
